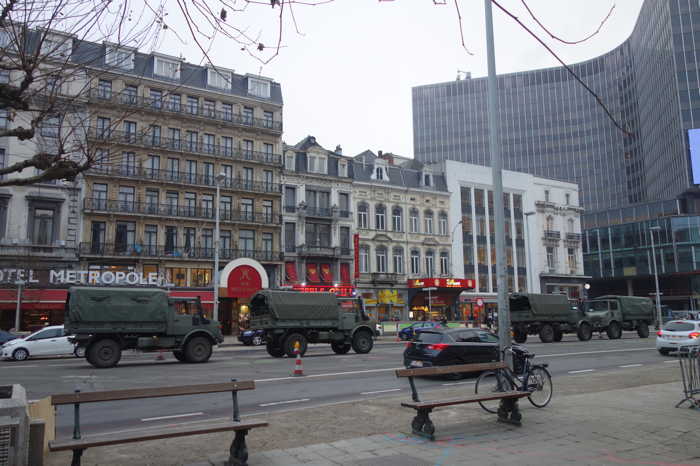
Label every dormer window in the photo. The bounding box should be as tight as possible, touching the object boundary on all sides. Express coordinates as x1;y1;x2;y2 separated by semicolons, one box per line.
154;56;180;80
248;77;270;98
285;153;295;171
375;167;384;180
106;45;134;70
308;154;327;174
208;68;231;90
339;161;348;177
42;33;72;59
424;173;432;186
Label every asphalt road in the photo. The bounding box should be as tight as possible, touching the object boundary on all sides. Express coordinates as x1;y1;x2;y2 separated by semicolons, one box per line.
1;333;669;439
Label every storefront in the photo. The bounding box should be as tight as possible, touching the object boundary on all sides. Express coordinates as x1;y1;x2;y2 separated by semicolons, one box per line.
361;289;407;321
407;278;475;321
217;258;270;335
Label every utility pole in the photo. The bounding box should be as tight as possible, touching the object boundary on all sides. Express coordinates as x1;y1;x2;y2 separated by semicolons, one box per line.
649;225;663;329
484;0;511;365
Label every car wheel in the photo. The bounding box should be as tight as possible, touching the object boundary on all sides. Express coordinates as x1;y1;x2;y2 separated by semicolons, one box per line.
74;346;86;358
539;324;555;343
12;348;29;361
637;323;649;338
252;335;263;346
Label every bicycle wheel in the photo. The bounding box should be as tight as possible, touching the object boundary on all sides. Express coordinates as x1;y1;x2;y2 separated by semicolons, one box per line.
526;366;553;408
475;371;515;414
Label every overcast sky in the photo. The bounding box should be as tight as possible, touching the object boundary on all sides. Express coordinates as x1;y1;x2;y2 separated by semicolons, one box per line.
157;0;645;158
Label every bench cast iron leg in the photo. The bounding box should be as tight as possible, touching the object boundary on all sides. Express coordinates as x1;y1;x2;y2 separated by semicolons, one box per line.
410;408;435;441
227;429;249;466
497;398;522;427
70;448;85;466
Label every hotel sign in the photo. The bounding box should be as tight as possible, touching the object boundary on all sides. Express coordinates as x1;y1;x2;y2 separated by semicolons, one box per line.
0;268;173;287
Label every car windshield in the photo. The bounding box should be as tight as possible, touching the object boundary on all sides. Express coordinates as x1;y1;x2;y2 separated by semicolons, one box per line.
586;301;608;311
664;322;695;332
416;331;446;343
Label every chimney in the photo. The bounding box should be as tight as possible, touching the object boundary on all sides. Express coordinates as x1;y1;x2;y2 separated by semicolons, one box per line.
378;150;383;158
335;145;342;155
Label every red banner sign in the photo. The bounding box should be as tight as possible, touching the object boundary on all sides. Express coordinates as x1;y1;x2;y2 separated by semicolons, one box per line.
227;265;263;299
408;278;475;289
353;234;360;279
292;284;355;297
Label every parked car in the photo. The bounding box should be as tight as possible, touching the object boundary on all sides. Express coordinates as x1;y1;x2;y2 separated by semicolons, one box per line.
403;328;500;369
1;325;83;361
398;321;445;341
0;330;19;345
656;320;700;355
238;329;265;346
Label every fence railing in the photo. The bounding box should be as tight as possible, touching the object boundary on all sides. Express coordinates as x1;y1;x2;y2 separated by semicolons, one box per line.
79;242;281;261
677;346;700;409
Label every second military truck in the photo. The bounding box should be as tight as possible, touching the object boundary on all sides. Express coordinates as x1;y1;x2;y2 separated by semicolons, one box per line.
249;290;377;357
583;295;654;339
510;293;593;343
66;287;224;368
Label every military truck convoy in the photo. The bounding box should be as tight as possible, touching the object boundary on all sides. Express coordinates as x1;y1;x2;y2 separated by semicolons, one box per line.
249;290;377;357
66;287;223;368
510;293;655;343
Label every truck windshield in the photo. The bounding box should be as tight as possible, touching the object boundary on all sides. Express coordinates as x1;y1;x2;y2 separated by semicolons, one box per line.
586;301;608;312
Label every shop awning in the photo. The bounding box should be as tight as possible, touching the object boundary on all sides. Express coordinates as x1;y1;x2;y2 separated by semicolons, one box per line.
169;290;214;311
285;262;298;284
0;289;67;310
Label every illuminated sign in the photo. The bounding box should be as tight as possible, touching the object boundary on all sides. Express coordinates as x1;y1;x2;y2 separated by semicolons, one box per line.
408;278;475;289
292;284;355;297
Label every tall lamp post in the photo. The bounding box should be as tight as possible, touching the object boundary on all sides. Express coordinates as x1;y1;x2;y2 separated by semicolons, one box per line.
423;287;438;319
14;280;25;331
523;212;536;293
649;225;663;329
213;172;226;322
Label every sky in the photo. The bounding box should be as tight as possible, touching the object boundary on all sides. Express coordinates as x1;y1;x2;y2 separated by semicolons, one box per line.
154;0;646;158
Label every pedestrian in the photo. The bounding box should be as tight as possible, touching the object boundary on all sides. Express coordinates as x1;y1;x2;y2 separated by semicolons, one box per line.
440;316;448;326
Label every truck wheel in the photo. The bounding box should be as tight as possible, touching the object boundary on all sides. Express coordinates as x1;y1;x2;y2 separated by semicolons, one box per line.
576;323;593;341
553;328;564;342
184;336;213;363
266;341;285;357
637;323;650;338
513;330;527;344
607;322;622;340
539;324;554;343
173;351;186;362
283;333;308;357
331;342;351;354
88;339;121;368
352;331;374;354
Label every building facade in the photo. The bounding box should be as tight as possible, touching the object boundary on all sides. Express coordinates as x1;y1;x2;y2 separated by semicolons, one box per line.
442;160;587;320
281;136;354;290
353;151;453;321
413;0;700;215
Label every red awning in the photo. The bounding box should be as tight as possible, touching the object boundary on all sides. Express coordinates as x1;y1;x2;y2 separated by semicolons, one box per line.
285;262;298;284
0;289;67;311
169;290;214;310
307;264;320;283
340;263;351;285
320;263;332;283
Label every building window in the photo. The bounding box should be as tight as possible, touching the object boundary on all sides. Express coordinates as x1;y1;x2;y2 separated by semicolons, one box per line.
339;161;348;177
0;70;9;84
145;189;159;213
544;190;550;202
375;204;386;230
97;79;112;99
120;152;135;176
241;198;254;221
149;125;161;146
32;208;55;245
202;229;214;257
187;96;199;115
393;247;404;274
106;45;134;70
308;154;327;174
425;250;435;276
123;120;136;142
208;68;231;89
262;232;273;258
284;186;296;213
221;230;232;256
424;210;434;234
168;93;181;112
240;230;255;254
410;209;419;233
144;224;157;255
410;250;420;275
375;166;384;180
183;227;195;254
164;226;178;255
90;221;106;253
248;77;271;98
284;222;296;252
154;56;180;80
115;221;136;253
285;153;295;171
149;89;162;109
546;215;554;231
546;246;557;271
204;134;215;154
263;111;274;128
92;183;107;209
359;245;369;273
263;200;273;223
440;251;449;275
568;218;575;233
358;202;369;229
118;186;135;211
376;246;387;273
243;167;254;190
565;193;571;205
168;128;181;149
186;130;198;151
340;226;350;253
201;194;214;218
568;247;577;271
191;268;212;286
222;136;233;157
244;140;254;158
41;115;60;138
439;212;448;236
339;193;350;217
167;267;187;287
392;206;403;232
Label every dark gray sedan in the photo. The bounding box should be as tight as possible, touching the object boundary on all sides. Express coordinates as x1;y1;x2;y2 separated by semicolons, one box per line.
403;328;499;369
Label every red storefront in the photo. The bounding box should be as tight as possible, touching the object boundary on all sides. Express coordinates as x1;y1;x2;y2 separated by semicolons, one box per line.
407;278;475;321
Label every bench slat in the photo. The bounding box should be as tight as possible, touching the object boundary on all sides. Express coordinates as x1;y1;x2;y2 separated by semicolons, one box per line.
49;420;268;451
396;362;507;378
401;390;530;410
51;381;256;406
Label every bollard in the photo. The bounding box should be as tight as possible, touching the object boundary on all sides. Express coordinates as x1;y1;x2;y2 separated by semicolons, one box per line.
292;341;304;376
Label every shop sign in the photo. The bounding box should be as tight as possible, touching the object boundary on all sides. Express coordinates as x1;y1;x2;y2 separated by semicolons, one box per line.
377;289;405;305
227;265;262;299
476;298;484;307
0;268;172;287
408;278;475;289
353;234;360;279
292;284;355;297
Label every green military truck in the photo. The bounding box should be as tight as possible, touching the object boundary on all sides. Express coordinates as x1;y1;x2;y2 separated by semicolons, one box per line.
583;295;654;339
65;287;224;368
249;290;377;357
510;293;593;343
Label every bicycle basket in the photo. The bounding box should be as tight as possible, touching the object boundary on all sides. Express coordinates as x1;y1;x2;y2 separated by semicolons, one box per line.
512;345;529;374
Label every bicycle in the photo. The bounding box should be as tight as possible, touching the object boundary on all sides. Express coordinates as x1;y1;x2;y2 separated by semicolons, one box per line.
474;345;553;413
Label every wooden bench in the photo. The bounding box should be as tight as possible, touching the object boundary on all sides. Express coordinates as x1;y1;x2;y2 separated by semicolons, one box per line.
396;362;530;440
49;380;266;466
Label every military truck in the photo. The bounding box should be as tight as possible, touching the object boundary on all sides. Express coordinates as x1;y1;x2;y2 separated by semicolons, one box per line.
583;295;654;339
510;293;593;343
249;290;377;357
65;287;224;368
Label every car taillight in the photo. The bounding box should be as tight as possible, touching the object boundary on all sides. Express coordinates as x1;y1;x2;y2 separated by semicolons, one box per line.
405;342;412;349
690;332;700;339
657;330;662;337
427;343;449;351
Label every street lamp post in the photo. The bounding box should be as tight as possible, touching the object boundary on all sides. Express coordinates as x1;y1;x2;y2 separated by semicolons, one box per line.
423;287;438;319
213;172;226;322
14;280;25;331
649;225;663;329
523;212;536;293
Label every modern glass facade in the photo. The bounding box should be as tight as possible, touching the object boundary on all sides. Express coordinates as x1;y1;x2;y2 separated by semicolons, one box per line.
413;0;700;215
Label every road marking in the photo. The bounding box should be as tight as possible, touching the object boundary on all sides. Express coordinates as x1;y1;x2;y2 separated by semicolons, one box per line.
568;369;595;374
664;360;678;363
361;388;401;395
141;412;204;422
259;398;310;407
620;364;643;368
256;367;403;383
541;348;654;358
441;381;475;386
0;365;38;369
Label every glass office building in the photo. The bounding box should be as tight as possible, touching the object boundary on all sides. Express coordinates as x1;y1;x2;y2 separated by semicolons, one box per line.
413;0;700;215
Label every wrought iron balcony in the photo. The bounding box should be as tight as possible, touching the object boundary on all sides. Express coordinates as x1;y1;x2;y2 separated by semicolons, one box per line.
88;88;283;133
88;165;281;195
296;244;339;257
565;232;582;242
83;198;282;225
87;127;282;166
299;206;333;218
543;230;561;240
371;273;398;284
79;242;281;261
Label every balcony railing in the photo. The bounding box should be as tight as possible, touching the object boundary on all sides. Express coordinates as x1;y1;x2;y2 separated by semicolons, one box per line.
303;207;333;218
565;232;582;242
0;243;77;257
87;127;282;166
88;88;283;133
296;244;339;256
83;198;281;225
89;165;281;194
79;242;281;261
544;230;561;240
371;273;398;284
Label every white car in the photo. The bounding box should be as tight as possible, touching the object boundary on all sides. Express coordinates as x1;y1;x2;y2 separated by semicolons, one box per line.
656;320;700;355
1;325;84;361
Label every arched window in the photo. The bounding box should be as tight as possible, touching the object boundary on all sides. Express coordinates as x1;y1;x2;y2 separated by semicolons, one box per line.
357;202;368;229
359;244;370;273
375;245;387;273
424;210;434;234
546;215;554;231
567;218;575;234
375;204;386;230
410;249;421;275
440;250;449;275
439;211;448;236
392;206;403;232
409;208;420;233
425;249;435;276
393;247;404;274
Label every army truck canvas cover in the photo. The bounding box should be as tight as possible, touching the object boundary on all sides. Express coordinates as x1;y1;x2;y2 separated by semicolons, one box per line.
510;293;593;343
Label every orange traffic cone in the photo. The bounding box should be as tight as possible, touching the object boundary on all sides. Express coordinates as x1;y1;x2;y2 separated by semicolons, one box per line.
292;342;304;377
156;349;165;361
